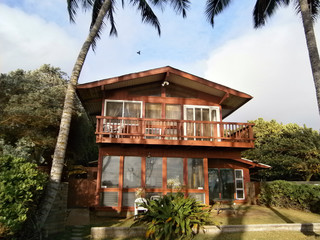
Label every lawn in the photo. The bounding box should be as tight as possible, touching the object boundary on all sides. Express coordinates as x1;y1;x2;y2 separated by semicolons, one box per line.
47;205;320;239
211;205;320;225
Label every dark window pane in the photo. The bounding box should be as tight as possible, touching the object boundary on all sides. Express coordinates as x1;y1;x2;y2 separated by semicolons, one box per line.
123;156;141;188
101;156;120;188
208;168;220;200
167;157;184;188
220;169;235;199
146;157;162;188
187;158;204;189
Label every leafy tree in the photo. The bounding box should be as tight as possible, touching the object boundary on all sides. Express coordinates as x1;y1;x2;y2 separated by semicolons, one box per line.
37;0;190;231
243;118;320;181
205;0;320;116
0;65;97;166
0;155;47;238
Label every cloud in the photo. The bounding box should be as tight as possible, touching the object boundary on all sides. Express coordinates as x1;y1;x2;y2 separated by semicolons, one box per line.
0;3;80;74
204;7;320;130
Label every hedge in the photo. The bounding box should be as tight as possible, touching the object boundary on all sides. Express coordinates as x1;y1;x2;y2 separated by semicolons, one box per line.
259;180;320;213
0;155;47;238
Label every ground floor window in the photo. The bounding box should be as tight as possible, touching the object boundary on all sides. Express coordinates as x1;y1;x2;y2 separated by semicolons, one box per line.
208;168;245;201
99;156;207;207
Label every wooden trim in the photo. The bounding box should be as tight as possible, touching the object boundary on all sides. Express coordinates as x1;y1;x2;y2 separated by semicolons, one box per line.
183;158;188;194
77;66;252;99
203;158;209;205
96;150;103;206
163;157;167;194
141;157;146;188
118;156;124;211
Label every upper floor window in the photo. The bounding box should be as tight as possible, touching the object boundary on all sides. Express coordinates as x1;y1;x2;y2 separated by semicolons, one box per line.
105;100;142;118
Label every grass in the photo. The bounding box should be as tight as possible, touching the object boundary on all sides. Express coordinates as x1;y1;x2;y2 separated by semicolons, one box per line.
193;231;320;240
210;205;320;225
47;205;320;239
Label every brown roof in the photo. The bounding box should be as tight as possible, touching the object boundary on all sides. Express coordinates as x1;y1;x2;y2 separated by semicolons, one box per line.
76;66;253;121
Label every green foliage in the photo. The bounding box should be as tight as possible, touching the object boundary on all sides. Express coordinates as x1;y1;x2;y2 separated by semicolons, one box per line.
0;65;98;166
259;180;320;213
243;118;320;181
0;155;48;238
132;193;211;240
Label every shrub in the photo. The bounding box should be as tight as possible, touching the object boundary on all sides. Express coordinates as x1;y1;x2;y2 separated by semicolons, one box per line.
0;155;47;238
259;180;320;213
132;192;211;240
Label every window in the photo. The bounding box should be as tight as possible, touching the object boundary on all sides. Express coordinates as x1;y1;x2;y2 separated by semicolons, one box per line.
145;103;162;119
101;156;120;188
208;168;245;200
146;157;163;188
167;157;184;188
105;100;142;118
189;193;205;204
235;169;245;200
100;192;118;207
122;192;136;207
123;156;141;188
165;104;181;120
187;158;204;189
184;105;220;140
220;169;235;199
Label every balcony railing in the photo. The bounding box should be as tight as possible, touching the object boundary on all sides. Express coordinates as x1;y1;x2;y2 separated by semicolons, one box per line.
95;116;254;148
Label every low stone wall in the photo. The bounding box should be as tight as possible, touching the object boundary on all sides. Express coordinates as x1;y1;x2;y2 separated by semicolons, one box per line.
91;223;320;239
43;182;68;235
91;226;145;239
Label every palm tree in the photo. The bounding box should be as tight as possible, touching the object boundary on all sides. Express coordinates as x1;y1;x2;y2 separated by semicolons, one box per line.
205;0;320;115
36;0;190;231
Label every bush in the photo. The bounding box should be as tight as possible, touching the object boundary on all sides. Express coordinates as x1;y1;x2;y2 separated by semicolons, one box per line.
0;155;47;238
259;180;320;213
132;193;211;240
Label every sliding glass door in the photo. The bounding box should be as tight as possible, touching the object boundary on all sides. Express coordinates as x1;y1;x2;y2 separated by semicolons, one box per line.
183;105;220;140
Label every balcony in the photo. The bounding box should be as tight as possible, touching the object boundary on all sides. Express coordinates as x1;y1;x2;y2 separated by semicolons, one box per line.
95;116;254;148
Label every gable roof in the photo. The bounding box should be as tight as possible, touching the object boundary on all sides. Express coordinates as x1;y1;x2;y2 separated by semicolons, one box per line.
77;66;252;121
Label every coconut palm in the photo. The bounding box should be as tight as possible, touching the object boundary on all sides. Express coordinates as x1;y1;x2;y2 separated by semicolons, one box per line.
205;0;320;116
36;0;190;231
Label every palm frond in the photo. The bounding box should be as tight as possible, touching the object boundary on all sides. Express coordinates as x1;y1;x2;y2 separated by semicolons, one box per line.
205;0;233;27
295;0;320;22
67;0;94;23
129;0;161;35
90;0;117;51
253;0;290;28
169;0;190;18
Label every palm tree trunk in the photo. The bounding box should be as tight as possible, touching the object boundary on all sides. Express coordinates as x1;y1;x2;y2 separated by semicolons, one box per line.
36;0;111;230
299;0;320;116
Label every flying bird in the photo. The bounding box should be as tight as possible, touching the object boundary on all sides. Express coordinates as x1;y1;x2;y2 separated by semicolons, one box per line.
137;51;141;55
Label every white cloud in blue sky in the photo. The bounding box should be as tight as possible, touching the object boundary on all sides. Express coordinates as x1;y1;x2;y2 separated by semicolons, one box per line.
0;0;319;130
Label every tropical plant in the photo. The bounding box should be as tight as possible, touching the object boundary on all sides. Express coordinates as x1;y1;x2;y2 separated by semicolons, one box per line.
133;192;211;240
37;0;190;231
0;155;47;238
205;0;320;116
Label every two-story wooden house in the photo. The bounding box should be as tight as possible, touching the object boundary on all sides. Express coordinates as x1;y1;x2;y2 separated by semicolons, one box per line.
76;66;268;215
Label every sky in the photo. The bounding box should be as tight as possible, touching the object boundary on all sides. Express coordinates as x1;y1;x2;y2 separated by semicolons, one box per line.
1;0;319;130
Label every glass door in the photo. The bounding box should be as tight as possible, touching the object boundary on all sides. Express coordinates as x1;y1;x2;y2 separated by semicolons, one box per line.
183;105;219;140
208;168;220;201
